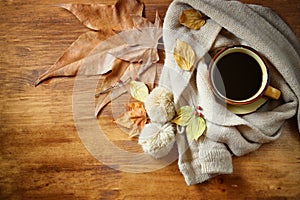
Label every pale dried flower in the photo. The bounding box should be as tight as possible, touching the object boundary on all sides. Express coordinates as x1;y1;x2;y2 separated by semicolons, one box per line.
138;123;175;158
144;87;175;123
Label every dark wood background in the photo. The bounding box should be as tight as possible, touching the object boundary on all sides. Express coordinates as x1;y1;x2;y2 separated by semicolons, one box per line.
1;0;300;199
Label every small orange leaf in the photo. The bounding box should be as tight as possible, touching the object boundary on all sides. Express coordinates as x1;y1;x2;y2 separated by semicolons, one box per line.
114;102;148;137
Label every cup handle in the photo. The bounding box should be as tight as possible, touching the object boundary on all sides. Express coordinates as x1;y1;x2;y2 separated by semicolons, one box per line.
264;86;281;100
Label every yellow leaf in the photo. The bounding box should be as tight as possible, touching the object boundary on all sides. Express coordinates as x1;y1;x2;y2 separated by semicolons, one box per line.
186;116;206;141
130;81;149;102
172;106;194;126
173;39;195;71
180;9;206;30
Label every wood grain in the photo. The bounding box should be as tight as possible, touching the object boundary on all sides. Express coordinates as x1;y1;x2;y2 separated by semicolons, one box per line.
1;0;300;199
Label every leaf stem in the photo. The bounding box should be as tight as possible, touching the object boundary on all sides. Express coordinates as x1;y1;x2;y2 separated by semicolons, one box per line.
95;77;131;97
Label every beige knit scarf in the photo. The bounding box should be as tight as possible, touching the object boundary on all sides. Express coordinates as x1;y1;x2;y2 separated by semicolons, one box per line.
142;0;300;185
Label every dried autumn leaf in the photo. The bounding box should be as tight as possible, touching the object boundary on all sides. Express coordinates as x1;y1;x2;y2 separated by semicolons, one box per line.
82;12;162;84
114;62;159;90
60;0;144;32
35;31;108;86
126;102;147;126
94;62;139;116
114;102;148;137
109;12;162;75
98;59;131;94
186;116;206;141
180;9;206;30
128;124;141;138
173;39;195;71
130;81;149;102
132;10;161;30
172;106;194;126
91;14;162;109
139;63;161;89
109;44;155;63
114;112;134;129
35;0;144;86
94;62;160;117
171;105;206;141
95;86;128;117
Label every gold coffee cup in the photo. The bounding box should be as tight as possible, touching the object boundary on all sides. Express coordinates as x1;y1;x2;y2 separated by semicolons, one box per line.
209;45;281;105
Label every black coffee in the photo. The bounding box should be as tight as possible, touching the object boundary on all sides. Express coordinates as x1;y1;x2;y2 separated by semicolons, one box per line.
212;52;263;100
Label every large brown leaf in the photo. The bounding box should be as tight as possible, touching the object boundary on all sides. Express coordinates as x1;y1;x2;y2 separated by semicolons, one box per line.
73;13;162;92
60;0;144;32
35;31;107;85
35;0;144;86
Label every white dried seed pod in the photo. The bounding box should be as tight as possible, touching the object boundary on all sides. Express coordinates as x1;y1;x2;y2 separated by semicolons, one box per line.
144;87;175;123
138;123;175;159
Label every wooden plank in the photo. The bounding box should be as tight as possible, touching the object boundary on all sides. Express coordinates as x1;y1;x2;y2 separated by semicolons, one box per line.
0;0;299;199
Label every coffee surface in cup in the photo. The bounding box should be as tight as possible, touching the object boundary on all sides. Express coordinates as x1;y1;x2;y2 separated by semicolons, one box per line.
212;52;263;100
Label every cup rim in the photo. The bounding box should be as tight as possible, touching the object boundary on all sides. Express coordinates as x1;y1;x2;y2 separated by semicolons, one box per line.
208;45;270;105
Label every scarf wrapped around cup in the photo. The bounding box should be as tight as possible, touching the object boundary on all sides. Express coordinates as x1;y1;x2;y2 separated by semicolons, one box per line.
138;0;300;185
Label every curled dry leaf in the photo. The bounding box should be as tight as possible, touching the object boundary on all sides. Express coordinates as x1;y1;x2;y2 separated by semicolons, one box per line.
35;0;144;86
173;39;195;71
114;102;148;138
180;9;206;30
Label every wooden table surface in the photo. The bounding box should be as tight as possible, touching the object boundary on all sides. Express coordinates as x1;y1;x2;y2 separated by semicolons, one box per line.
1;0;300;199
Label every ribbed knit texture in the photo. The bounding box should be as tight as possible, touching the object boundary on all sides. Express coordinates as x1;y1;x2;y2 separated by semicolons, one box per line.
145;0;300;185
